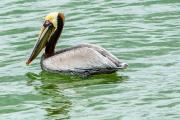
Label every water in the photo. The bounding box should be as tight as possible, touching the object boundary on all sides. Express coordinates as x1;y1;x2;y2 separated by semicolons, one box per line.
1;0;180;119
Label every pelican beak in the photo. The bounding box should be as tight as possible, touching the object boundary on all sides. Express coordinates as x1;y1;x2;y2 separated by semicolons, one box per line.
26;20;55;65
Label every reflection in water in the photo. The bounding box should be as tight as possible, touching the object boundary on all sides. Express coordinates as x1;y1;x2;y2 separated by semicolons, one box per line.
26;71;128;119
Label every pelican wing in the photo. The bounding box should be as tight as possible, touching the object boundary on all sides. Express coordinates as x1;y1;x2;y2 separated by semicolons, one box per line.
42;44;121;72
77;44;122;66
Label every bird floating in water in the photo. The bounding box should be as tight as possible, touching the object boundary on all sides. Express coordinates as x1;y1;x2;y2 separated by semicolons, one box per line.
26;12;128;76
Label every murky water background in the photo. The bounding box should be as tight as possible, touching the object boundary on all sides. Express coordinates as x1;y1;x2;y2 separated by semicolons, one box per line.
1;0;180;120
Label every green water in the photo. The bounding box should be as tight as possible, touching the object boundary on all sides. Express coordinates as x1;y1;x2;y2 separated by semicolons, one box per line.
1;0;180;120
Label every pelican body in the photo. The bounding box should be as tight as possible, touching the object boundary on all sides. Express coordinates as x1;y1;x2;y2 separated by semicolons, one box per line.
26;12;128;76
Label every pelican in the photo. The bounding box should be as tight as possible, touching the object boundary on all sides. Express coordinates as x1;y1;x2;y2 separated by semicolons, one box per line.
26;12;128;76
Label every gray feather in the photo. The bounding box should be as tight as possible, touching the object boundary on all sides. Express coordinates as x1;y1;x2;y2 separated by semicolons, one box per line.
41;44;127;76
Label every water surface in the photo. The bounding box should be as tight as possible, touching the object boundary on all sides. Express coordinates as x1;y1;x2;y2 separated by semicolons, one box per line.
1;0;180;120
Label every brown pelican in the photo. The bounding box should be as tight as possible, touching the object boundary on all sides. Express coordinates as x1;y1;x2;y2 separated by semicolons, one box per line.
26;12;128;76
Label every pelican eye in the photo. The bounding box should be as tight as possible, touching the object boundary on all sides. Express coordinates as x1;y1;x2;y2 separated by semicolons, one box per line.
43;20;52;27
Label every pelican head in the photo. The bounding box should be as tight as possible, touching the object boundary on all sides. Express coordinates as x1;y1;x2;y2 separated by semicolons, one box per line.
26;12;64;65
